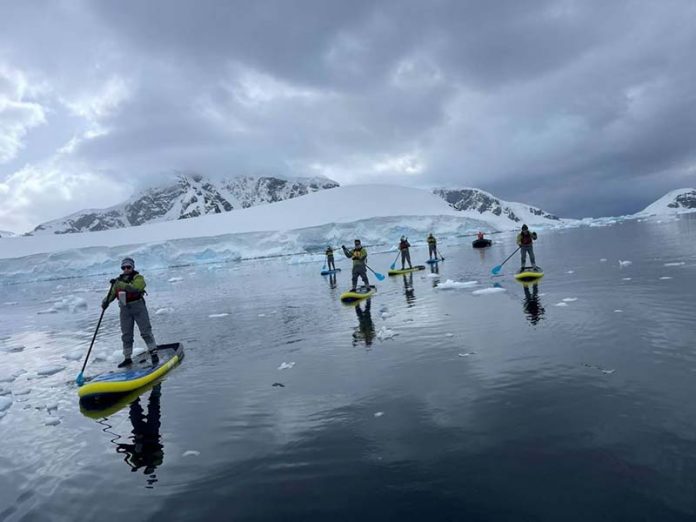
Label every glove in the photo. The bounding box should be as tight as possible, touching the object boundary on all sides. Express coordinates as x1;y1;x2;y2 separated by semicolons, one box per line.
532;232;538;240
109;278;117;284
101;299;109;310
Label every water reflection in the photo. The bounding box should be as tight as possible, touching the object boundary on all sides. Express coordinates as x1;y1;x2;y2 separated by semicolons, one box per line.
403;274;416;306
89;384;165;489
327;273;337;289
352;300;375;347
522;283;545;325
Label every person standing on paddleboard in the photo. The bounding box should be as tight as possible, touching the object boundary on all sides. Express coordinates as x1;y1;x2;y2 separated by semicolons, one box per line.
102;257;159;368
516;225;538;272
325;246;336;271
427;233;438;260
399;236;413;270
342;239;370;291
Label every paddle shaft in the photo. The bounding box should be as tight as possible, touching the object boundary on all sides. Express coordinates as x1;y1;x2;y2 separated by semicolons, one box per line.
366;264;385;280
78;282;115;375
389;250;400;269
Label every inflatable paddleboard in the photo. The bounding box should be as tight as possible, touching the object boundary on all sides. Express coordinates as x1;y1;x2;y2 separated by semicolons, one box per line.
79;376;163;418
514;268;544;283
388;265;426;275
340;286;376;303
472;239;492;248
321;268;341;275
78;343;184;406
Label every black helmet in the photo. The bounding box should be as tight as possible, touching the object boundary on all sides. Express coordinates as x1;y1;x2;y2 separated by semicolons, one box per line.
521;224;528;231
354;239;361;244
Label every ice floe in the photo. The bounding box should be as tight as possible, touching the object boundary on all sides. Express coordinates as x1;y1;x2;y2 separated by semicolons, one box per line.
458;352;476;357
44;417;61;426
435;279;478;289
472;287;506;295
554;302;569;307
168;277;184;283
155;307;175;315
376;326;398;340
566;270;575;274
562;297;578;302
614;309;623;313
618;260;633;267
278;362;295;370
36;366;65;377
600;258;607;262
373;411;385;418
659;276;672;280
664;262;685;267
62;351;83;361
208;313;229;318
182;450;201;457
622;277;632;281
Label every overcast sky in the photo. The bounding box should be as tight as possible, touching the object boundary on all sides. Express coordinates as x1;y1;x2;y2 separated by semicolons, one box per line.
1;0;695;232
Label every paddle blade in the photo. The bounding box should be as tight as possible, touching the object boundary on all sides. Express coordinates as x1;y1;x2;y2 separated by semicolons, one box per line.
75;372;85;386
375;272;385;281
390;261;396;270
491;265;502;275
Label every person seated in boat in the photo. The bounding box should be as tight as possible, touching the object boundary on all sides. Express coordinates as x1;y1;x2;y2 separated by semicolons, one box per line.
102;257;159;368
325;246;336;271
477;231;485;240
342;240;370;292
516;225;539;272
427;233;438;260
399;236;413;270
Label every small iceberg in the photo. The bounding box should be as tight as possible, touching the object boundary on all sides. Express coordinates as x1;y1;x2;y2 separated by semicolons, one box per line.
155;307;175;315
664;262;685;267
436;279;478;289
182;450;201;457
472;287;506;295
562;297;578;302
618;260;632;267
278;362;295;370
377;326;398;340
208;313;229;318
168;277;184;283
554;302;569;307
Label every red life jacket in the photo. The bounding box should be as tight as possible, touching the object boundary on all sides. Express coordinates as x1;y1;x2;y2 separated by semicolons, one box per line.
399;240;409;250
520;231;533;245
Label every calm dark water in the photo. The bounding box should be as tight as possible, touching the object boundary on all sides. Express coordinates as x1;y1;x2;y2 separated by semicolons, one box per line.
1;214;696;521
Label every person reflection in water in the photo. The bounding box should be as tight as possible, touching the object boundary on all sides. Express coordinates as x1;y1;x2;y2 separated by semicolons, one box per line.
328;273;337;289
116;383;164;487
352;299;375;347
403;274;416;306
522;283;545;325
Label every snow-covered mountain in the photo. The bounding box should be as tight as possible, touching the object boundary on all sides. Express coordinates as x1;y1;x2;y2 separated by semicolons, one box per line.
433;188;562;227
29;174;339;235
636;188;696;216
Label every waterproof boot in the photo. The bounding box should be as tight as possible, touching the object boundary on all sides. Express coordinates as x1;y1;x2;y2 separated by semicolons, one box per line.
150;352;159;367
118;357;132;368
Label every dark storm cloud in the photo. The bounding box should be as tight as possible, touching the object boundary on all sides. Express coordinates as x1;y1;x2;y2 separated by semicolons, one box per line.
1;0;695;230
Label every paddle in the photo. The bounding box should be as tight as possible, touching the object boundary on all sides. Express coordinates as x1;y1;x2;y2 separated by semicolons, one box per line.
437;249;445;261
366;264;385;281
389;250;401;270
76;281;116;386
491;247;520;275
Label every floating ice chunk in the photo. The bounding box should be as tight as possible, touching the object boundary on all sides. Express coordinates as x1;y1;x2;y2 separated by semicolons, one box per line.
155;307;175;315
445;333;454;337
614;309;623;313
458;352;476;357
472;287;506;295
380;311;393;320
427;273;439;278
436;279;478;289
62;351;83;361
601;369;616;375
182;450;200;457
208;313;229;318
622;277;632;281
258;313;266;317
0;397;11;412
37;366;65;377
600;258;607;262
554;302;569;307
44;417;61;426
562;298;578;302
664;262;685;267
168;277;184;283
566;270;575;274
46;402;59;412
0;369;25;383
584;363;615;375
373;412;384;418
3;301;18;305
377;326;398;340
618;260;632;267
278;362;295;370
659;276;672;280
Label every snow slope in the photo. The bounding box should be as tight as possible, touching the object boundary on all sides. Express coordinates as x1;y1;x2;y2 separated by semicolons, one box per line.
636;188;696;216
